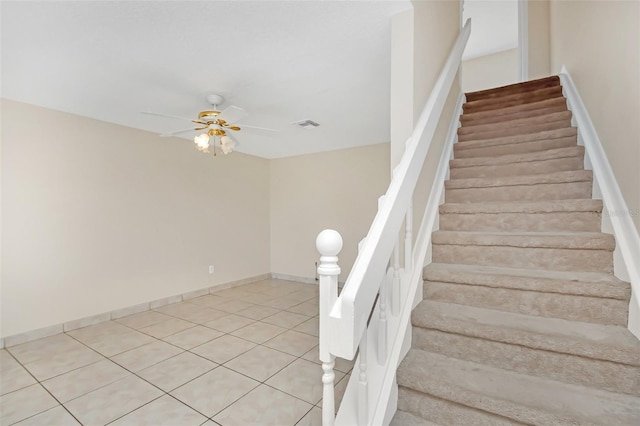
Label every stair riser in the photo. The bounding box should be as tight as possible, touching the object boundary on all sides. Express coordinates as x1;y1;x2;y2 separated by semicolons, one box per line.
449;156;584;179
432;244;613;273
412;328;640;396
397;387;520;426
439;211;601;232
458;120;572;142
424;281;628;325
458;111;572;136
463;89;565;114
445;181;592;203
454;137;577;158
461;104;568;127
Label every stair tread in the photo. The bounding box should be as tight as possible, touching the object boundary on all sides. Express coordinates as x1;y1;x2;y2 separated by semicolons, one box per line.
432;230;615;250
459;110;572;134
463;86;564;110
460;104;569;128
461;97;567;123
391;410;441;426
412;301;640;366
445;169;592;189
465;76;560;101
439;199;602;214
397;349;640;425
424;263;630;300
450;146;584;168
458;119;571;142
454;127;577;150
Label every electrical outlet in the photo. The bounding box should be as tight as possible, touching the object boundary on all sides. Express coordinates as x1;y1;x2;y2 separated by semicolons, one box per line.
208;265;215;274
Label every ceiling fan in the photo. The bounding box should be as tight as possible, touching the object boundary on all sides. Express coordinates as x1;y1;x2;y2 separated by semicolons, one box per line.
142;94;277;156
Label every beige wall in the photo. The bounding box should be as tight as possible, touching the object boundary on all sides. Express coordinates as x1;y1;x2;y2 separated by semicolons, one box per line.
412;0;461;120
1;100;271;337
269;143;390;282
390;9;415;171
550;0;640;234
462;48;519;93
412;0;462;242
528;0;551;79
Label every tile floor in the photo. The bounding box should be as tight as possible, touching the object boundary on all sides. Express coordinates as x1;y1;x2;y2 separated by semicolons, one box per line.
0;279;353;426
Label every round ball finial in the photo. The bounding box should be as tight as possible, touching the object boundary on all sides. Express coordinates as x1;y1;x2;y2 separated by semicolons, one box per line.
316;229;343;256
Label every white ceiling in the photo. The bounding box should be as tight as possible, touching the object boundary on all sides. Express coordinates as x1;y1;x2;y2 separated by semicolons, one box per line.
1;0;412;159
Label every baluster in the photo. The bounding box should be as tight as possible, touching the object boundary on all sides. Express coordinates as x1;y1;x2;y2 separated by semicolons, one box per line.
316;230;343;426
358;332;368;426
405;201;413;271
392;243;401;316
378;271;388;365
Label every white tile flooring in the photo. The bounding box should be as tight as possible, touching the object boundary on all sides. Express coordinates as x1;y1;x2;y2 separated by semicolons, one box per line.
1;279;353;425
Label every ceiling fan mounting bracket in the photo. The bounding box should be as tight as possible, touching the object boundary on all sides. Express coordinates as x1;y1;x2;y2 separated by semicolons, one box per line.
205;94;225;106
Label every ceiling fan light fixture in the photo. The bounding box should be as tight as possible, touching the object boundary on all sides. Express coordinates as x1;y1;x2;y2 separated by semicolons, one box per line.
194;133;210;152
220;135;235;154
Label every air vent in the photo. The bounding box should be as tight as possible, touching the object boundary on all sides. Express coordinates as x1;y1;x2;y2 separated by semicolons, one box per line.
292;119;320;128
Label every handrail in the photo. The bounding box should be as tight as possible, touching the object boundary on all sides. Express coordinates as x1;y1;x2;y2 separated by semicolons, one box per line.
327;19;471;359
317;19;471;426
559;68;640;338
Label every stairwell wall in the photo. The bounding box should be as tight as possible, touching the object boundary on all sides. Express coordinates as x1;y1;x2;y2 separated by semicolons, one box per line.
527;0;551;80
550;0;640;234
461;48;519;93
410;0;461;250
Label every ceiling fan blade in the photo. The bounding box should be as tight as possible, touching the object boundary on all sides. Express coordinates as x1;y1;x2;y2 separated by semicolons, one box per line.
141;111;196;123
160;127;197;137
217;105;248;124
239;124;280;132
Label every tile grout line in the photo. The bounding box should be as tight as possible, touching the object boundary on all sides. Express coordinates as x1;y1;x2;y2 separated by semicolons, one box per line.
4;281;333;425
2;348;86;425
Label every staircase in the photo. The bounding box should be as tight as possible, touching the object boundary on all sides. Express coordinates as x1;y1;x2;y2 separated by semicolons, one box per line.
392;76;640;425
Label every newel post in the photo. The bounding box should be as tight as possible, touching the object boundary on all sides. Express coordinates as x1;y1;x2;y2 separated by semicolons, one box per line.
316;229;343;426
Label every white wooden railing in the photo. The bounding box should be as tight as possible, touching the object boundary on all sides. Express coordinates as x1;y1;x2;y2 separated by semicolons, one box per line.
559;68;640;339
316;20;471;426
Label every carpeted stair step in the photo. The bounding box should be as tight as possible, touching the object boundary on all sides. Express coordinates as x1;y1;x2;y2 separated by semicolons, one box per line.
458;109;571;136
463;86;565;114
465;76;560;103
449;146;585;179
411;301;640;396
390;410;442;426
460;96;568;126
439;199;601;232
397;349;640;425
431;230;614;272
445;170;592;203
457;111;572;142
461;103;568;128
454;127;577;158
423;263;630;325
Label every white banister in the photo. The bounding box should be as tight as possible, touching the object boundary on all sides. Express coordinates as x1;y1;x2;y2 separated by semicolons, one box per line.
559;68;640;338
335;20;470;359
317;19;471;426
316;229;342;426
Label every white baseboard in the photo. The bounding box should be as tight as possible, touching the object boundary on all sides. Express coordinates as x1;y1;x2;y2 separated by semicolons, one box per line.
1;272;272;348
270;273;317;285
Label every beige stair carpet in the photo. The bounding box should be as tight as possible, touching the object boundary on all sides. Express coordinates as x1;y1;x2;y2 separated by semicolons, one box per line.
392;75;640;425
